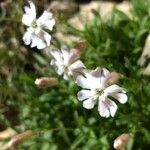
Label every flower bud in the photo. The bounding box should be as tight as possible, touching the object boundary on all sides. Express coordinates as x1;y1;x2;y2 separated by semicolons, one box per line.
8;130;33;147
35;77;58;88
113;133;129;150
0;128;17;139
107;72;120;85
71;41;86;56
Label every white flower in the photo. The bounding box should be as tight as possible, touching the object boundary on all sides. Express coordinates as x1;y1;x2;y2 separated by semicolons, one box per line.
76;67;127;118
22;1;55;49
50;49;85;80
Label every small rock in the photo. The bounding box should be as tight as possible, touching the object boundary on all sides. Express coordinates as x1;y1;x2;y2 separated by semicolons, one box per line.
138;34;150;67
69;1;132;30
49;1;79;16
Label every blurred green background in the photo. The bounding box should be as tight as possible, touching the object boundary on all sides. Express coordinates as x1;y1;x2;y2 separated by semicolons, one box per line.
0;0;150;149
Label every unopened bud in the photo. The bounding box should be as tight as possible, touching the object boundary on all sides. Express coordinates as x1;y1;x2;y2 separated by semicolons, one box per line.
113;133;129;150
0;128;17;140
71;41;86;56
35;77;58;88
8;130;33;147
107;72;120;85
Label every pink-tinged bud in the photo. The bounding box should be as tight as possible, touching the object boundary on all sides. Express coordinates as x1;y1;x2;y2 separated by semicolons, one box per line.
107;72;120;85
71;41;86;56
113;133;129;150
0;128;17;139
8;130;33;147
35;77;58;88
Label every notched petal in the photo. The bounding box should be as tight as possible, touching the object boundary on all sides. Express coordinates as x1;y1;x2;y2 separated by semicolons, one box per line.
98;97;117;118
83;99;95;109
77;90;93;101
112;93;128;104
37;11;55;30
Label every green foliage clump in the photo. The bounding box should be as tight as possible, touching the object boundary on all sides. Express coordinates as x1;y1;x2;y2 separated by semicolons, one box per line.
0;0;150;149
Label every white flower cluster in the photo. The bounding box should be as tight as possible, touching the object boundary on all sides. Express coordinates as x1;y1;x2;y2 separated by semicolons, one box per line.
22;1;128;118
22;1;55;49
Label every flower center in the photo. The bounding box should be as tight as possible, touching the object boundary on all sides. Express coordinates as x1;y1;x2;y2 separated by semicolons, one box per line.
95;88;104;96
63;65;68;72
31;20;38;28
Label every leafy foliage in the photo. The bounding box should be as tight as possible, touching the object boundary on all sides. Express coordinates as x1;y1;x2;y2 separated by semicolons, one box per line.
0;0;150;149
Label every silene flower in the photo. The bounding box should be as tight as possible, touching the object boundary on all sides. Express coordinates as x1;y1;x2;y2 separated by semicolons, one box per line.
22;1;55;49
76;67;127;118
49;49;85;80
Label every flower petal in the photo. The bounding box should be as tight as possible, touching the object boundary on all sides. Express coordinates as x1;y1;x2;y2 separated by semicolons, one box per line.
76;74;92;89
37;11;55;30
98;96;117;118
66;60;85;79
83;98;95;109
77;90;94;101
23;27;34;45
43;31;51;46
102;68;110;78
36;38;46;49
104;84;126;94
68;51;79;64
90;67;110;78
70;60;85;71
98;96;109;118
86;68;108;89
50;59;64;76
50;49;64;64
30;34;38;48
51;60;62;70
69;60;85;79
90;67;102;77
30;35;45;49
76;69;104;90
111;93;128;104
30;30;51;49
22;1;36;26
61;49;70;65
